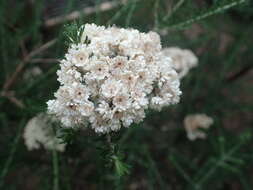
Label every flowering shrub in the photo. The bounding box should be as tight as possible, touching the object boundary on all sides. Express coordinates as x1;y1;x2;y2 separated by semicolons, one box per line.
1;0;251;189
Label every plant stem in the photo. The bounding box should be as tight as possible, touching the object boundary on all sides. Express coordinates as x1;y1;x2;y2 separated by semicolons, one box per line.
0;120;25;189
163;0;185;21
106;133;115;154
52;149;59;190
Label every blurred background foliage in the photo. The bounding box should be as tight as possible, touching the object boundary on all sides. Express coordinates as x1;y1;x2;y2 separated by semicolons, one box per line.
0;0;252;189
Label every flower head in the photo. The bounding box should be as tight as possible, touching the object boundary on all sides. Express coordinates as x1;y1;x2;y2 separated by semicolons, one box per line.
47;24;182;133
184;114;214;141
162;47;198;79
23;113;66;152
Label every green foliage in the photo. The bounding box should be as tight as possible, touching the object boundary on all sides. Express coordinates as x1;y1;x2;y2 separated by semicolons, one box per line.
169;131;253;189
0;0;252;189
62;22;86;45
113;155;131;177
162;0;247;29
56;127;78;144
0;120;25;189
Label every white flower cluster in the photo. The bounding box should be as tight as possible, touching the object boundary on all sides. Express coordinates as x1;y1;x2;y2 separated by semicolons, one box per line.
162;47;198;79
47;23;181;133
23;113;66;152
184;114;213;141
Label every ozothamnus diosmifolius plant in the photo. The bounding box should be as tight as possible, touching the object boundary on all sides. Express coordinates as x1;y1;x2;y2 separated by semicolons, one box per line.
1;0;252;189
46;23;182;176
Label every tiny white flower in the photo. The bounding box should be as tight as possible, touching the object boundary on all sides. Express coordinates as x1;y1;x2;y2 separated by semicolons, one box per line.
110;56;128;72
68;44;90;66
113;93;131;111
101;78;123;98
86;58;109;80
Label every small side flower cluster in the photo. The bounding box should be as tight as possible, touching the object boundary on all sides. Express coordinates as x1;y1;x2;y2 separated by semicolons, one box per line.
162;47;198;79
23;113;66;152
184;114;213;141
23;66;43;81
47;23;182;133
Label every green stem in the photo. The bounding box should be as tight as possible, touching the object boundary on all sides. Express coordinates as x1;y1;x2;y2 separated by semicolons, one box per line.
106;133;114;152
0;119;25;189
163;0;246;30
164;0;185;21
52;149;59;190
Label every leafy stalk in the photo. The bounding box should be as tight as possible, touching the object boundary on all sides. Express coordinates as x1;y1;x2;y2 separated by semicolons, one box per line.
163;0;246;29
0;120;25;189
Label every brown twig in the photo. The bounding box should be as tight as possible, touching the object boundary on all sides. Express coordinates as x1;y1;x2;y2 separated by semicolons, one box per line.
24;39;57;62
1;39;56;108
7;95;25;109
3;39;56;91
44;1;121;28
28;58;59;64
0;91;24;109
20;40;28;58
226;65;252;82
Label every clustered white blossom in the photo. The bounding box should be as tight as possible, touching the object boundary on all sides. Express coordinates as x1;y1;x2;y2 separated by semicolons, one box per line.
47;23;182;134
23;113;66;152
162;47;198;79
184;114;213;141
